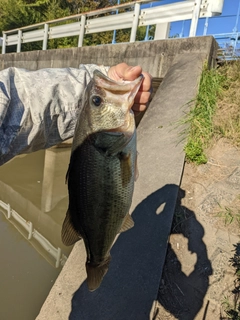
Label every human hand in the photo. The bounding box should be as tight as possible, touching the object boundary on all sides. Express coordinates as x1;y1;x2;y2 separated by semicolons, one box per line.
108;63;152;113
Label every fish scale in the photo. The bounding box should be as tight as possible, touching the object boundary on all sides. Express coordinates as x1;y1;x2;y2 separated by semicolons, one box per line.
61;70;143;291
68;132;136;255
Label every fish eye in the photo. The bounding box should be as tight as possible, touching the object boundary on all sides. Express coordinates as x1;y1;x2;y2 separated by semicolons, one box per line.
92;95;102;107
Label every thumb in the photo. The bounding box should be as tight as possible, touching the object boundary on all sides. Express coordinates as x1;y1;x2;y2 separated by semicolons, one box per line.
109;63;142;81
121;64;143;81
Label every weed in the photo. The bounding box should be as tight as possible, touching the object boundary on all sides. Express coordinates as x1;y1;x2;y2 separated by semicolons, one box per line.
214;196;240;227
184;138;207;164
181;64;226;164
182;60;240;165
217;205;234;226
214;61;240;147
221;243;240;320
222;296;240;320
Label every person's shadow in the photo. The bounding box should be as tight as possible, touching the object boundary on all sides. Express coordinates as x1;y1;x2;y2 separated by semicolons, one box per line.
157;189;213;320
69;185;212;320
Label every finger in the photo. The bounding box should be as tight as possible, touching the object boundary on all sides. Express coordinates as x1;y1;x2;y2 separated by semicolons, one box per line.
114;63;142;81
122;65;142;81
134;91;151;104
140;71;152;91
132;103;148;112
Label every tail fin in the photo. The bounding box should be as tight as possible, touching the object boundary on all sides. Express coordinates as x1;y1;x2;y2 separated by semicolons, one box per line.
86;256;111;292
61;209;81;246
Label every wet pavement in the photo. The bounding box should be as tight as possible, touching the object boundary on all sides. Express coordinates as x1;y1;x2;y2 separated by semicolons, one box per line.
0;148;73;320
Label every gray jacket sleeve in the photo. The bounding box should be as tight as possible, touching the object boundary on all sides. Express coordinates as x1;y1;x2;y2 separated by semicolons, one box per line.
0;64;109;165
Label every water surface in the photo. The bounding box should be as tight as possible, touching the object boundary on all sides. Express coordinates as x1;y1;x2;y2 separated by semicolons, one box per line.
0;148;73;320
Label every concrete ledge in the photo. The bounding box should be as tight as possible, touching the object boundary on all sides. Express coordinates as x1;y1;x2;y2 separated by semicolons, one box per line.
0;36;218;319
36;38;217;319
0;36;217;77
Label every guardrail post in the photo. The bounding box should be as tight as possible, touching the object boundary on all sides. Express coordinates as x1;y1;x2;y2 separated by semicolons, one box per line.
78;15;86;47
189;0;201;37
233;31;239;56
28;222;33;240
56;248;61;268
7;203;11;219
42;23;49;50
2;33;6;54
154;23;170;40
203;17;209;35
17;29;22;53
130;2;141;42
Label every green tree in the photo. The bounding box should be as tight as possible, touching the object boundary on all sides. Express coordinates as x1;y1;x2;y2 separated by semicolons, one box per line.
0;0;72;52
66;0;120;14
0;0;45;32
0;0;153;52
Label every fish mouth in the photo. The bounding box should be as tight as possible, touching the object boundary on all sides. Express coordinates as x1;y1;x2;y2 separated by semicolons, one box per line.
94;70;143;94
93;70;143;135
93;70;143;113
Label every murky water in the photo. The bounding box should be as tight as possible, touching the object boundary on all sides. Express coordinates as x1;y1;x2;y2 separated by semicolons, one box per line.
0;148;73;320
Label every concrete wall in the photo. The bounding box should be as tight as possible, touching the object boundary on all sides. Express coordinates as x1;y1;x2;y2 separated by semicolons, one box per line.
0;36;219;319
0;36;218;77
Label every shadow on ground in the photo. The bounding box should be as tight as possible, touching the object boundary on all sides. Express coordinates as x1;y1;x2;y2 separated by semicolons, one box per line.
69;184;181;320
156;189;213;320
69;185;213;320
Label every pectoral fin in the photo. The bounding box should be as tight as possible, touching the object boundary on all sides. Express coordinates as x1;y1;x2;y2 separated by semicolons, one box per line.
119;214;134;233
61;209;81;246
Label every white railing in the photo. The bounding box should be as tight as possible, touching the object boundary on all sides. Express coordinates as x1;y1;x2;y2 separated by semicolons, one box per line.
1;0;224;54
214;32;240;59
0;200;67;268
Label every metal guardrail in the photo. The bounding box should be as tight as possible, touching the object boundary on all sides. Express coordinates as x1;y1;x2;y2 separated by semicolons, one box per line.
214;32;240;60
0;200;67;268
2;0;224;54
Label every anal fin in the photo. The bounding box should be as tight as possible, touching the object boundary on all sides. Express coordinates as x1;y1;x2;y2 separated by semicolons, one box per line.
119;214;134;233
61;209;81;246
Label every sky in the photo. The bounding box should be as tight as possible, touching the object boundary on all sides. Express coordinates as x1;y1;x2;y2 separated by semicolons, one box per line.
147;0;240;38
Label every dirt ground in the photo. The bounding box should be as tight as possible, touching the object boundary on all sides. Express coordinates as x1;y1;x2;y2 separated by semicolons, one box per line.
153;138;240;320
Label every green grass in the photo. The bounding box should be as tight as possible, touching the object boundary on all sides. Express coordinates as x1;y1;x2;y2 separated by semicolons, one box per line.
222;297;240;320
214;61;240;147
216;204;240;227
182;64;226;164
221;243;240;320
182;60;240;165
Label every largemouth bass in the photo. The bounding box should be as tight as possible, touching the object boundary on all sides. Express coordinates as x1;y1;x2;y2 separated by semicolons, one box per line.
62;70;143;291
